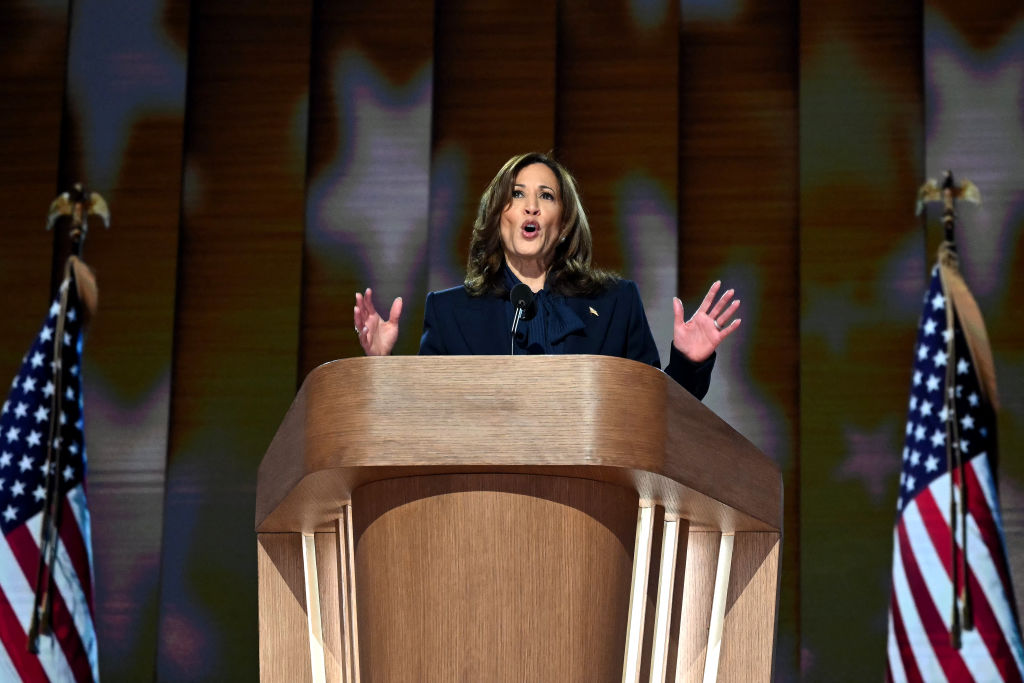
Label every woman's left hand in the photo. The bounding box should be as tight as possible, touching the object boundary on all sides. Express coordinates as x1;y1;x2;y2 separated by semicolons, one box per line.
672;281;741;363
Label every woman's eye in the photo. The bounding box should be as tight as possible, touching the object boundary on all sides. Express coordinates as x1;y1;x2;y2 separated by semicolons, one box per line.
512;189;524;199
541;191;555;201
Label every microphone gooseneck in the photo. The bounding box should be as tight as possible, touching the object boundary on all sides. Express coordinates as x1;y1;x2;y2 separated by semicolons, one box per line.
509;283;534;355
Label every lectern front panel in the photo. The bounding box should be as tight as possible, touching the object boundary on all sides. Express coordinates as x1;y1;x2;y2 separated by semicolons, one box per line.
351;474;638;682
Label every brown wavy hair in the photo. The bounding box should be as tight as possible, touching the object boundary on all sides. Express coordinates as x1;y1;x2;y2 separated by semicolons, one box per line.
464;152;616;297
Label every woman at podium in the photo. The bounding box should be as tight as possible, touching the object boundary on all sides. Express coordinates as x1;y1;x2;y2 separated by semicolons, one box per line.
353;152;739;400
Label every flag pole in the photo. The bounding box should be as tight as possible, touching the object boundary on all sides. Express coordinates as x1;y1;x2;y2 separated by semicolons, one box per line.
917;171;982;647
28;186;106;652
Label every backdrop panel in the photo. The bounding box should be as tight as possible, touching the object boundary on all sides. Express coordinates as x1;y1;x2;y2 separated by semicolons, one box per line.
301;0;435;369
799;1;925;680
55;0;191;678
156;1;310;679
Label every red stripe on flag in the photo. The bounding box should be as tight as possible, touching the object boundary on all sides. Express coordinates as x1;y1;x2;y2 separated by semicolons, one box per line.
965;462;1019;614
7;525;91;682
889;584;925;683
59;497;93;611
0;582;49;681
917;488;1024;683
896;518;974;681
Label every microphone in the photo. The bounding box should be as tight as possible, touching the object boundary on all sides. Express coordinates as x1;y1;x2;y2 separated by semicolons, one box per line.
509;284;534;355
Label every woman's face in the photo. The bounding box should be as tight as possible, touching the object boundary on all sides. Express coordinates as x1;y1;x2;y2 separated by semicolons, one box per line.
499;163;564;271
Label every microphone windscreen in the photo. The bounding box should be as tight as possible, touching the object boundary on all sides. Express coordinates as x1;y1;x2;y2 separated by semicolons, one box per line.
510;283;534;311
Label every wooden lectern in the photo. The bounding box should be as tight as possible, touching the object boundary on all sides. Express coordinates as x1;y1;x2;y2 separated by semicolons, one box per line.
256;356;781;682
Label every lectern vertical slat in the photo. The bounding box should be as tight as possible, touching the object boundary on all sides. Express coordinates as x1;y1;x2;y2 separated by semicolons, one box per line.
649;517;683;683
623;505;656;683
335;510;360;683
301;536;328;683
703;533;735;682
660;518;690;683
313;532;344;683
715;532;781;682
258;533;315;682
676;531;722;683
344;506;361;683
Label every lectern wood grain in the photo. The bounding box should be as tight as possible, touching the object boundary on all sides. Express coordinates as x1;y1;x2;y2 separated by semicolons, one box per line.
256;356;780;533
353;474;636;682
257;534;314;681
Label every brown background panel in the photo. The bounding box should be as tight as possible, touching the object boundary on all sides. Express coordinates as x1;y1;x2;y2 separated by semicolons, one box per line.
426;0;558;296
678;2;800;678
556;0;679;278
800;0;924;679
155;1;310;679
56;0;192;676
301;0;436;370
0;3;68;381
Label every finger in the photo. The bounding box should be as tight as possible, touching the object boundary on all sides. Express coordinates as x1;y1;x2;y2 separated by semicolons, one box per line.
364;317;375;350
708;288;735;319
699;280;721;313
673;296;685;325
354;305;364;331
363;288;379;318
356;319;370;353
388;296;403;324
714;299;741;327
718;318;741;339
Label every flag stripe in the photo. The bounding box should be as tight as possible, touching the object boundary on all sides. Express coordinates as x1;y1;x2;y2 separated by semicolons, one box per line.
905;493;1002;682
8;524;88;681
916;486;1024;683
933;466;1024;671
888;587;923;683
0;628;24;682
891;524;949;683
965;460;1020;618
0;585;48;681
936;466;1024;678
897;514;976;681
52;529;98;681
0;525;70;681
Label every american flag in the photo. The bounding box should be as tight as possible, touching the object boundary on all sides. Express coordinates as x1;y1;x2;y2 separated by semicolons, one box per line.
0;266;99;681
887;253;1024;682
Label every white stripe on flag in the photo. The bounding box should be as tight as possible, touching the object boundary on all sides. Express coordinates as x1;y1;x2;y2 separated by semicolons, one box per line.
0;517;74;682
904;493;1002;681
891;523;948;683
887;607;909;683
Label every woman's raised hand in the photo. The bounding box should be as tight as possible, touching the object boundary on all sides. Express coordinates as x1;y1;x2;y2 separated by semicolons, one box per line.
354;288;403;356
671;281;741;363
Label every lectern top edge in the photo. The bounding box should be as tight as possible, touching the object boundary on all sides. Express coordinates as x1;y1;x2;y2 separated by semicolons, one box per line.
256;355;781;534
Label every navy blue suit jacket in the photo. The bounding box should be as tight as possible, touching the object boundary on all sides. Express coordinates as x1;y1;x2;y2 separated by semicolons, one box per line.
418;279;714;400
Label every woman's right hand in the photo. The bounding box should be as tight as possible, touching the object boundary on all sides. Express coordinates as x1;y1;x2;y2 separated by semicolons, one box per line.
354;288;403;356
